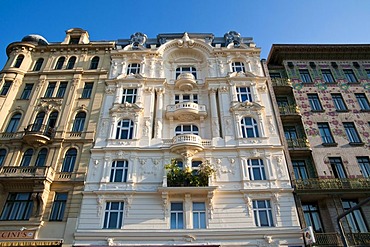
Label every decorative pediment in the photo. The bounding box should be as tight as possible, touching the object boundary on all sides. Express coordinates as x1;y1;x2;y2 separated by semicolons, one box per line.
109;102;143;114
115;73;144;80
37;98;63;112
230;101;264;112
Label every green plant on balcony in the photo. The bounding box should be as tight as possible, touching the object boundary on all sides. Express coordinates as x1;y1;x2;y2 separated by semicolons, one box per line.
165;159;215;187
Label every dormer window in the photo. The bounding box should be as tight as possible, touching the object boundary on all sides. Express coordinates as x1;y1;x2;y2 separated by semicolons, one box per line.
13;55;24;68
176;67;197;79
69;36;80;44
231;62;245;73
55;57;65;70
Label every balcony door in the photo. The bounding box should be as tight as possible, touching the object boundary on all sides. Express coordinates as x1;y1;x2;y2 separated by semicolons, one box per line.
329;157;347;178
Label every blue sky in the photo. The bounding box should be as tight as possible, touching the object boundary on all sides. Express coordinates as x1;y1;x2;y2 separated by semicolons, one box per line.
1;0;370;67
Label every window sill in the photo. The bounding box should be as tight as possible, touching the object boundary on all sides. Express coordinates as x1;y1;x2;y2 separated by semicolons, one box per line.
360;109;370;112
347;81;361;84
322;142;338;147
335;109;349;112
349;142;365;146
311;110;325;113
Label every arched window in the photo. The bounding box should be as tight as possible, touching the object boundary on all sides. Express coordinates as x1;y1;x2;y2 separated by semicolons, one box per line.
47;111;58;129
61;148;77;172
54;57;65;70
5;113;21;133
33;58;44;71
126;63;140;75
241;117;259;138
66;56;76;70
0;149;7;166
89;56;99;70
175;125;199;135
20;149;34;167
72;112;86;132
248;159;266;180
231;61;245;73
116;119;134;139
32;112;45;131
35;148;48;167
13;54;24;68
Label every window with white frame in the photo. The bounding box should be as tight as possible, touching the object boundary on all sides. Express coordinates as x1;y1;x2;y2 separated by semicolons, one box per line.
121;89;137;104
127;63;140;75
175;94;198;104
248;159;266;180
110;160;129;182
241;117;259;138
103;201;124;229
355;93;370;110
231;62;245;73
357;157;370;178
253;200;274;227
193;202;206;229
343;122;362;143
342;200;368;233
331;93;347;111
175;66;197;79
302;203;323;233
170;202;184;229
175;125;199;136
236;87;252;102
116;119;134;139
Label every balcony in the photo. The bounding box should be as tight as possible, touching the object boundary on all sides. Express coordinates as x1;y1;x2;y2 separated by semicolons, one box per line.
295;178;370;191
175;73;197;91
314;232;370;246
286;138;310;149
54;172;85;182
0;166;55;181
271;78;292;87
170;134;204;155
23;124;55;146
166;102;207;121
279;105;300;115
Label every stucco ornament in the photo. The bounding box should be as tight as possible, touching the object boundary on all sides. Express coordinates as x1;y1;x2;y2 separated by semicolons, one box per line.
130;32;147;49
224;31;242;48
177;32;194;48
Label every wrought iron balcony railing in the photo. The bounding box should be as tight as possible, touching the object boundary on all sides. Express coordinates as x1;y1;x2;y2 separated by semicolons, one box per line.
286;138;310;149
313;232;370;246
278;105;300;115
24;124;55;138
295;178;370;191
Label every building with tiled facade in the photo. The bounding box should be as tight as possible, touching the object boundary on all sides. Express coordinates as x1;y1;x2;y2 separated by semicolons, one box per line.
0;28;114;246
267;44;370;246
74;32;303;247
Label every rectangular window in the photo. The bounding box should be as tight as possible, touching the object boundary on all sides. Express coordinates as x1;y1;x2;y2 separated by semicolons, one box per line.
307;94;323;111
321;69;335;83
329;157;347;178
331;94;347;111
299;69;312;83
0;81;12;96
103;202;124;229
44;82;56;98
49;193;67;221
170;202;184;229
56;82;68;98
174;94;198;104
343;122;362;143
248;159;266;180
343;69;357;83
121;88;137;104
357;157;370;178
292;160;309;179
231;62;245;73
176;66;197;79
302;203;323;233
366;69;370;79
355;93;370;110
81;82;93;98
269;72;281;79
236;87;252;102
193;202;206;229
318;123;335;144
0;193;33;220
110;160;128;182
20;84;34;100
127;63;140;75
253;200;274;227
342;200;368;233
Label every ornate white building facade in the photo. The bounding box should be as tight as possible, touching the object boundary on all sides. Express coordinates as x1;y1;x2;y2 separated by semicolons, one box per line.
75;32;303;247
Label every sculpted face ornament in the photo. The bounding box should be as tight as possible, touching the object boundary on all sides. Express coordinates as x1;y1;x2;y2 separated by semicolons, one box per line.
130;32;147;49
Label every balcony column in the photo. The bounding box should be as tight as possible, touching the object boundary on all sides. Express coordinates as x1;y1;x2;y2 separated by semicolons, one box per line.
115;85;123;104
229;82;238;104
136;84;143;107
209;88;220;137
250;82;260;103
155;88;165;138
184;194;192;229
